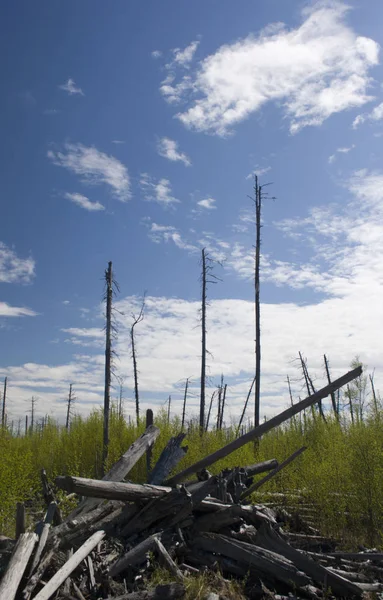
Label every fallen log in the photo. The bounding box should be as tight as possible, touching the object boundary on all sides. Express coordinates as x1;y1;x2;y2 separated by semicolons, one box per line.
69;424;160;518
255;522;362;597
166;367;362;485
22;539;60;600
110;534;160;576
241;446;307;500
149;433;188;485
153;537;184;581
0;532;38;600
193;532;311;589
244;459;279;477
29;502;57;576
56;476;171;502
33;530;105;600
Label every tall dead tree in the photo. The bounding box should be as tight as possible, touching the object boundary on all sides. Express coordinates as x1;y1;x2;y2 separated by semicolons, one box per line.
205;390;216;432
181;378;189;431
102;261;119;475
254;176;262;428
65;383;75;431
30;396;36;434
216;374;224;430
1;376;7;429
130;296;145;426
219;383;227;430
199;249;220;432
117;376;125;419
323;355;338;419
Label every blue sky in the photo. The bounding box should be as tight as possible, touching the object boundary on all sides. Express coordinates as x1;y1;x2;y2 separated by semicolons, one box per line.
1;0;383;425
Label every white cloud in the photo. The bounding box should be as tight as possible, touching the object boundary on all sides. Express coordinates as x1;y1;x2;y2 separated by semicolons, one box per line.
148;222;197;252
352;101;383;128
111;140;125;145
62;300;70;305
64;192;105;212
173;41;199;67
151;50;162;59
58;78;84;96
328;143;355;163
157;137;191;166
0;302;37;318
0;242;35;284
197;198;216;209
162;2;378;135
246;166;271;179
140;174;180;207
48;143;131;201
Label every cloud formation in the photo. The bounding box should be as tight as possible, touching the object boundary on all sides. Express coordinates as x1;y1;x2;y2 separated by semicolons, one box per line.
0;242;35;284
157;137;191;166
197;198;216;210
64;192;105;212
140;174;180;207
0;302;37;317
352;101;383;128
48;143;131;201
59;78;84;96
160;2;379;135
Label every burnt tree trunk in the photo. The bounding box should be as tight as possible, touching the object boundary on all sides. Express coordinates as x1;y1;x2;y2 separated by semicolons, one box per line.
254;176;261;427
103;261;113;475
200;248;207;432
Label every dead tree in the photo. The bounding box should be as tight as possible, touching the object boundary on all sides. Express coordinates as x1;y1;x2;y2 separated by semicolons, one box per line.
199;249;220;432
30;396;37;434
369;372;379;416
65;384;75;431
181;378;189;431
237;376;256;437
219;383;227;430
216;375;224;430
102;261;119;474
116;375;125;419
1;376;7;429
205;390;216;432
130;295;145;426
298;352;325;420
323;355;338;419
254;175;262;428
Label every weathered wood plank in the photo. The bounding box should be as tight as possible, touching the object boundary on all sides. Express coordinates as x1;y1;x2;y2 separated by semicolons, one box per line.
0;532;37;600
149;433;188;485
68;425;160;517
56;475;171;501
33;530;105;600
166;367;362;484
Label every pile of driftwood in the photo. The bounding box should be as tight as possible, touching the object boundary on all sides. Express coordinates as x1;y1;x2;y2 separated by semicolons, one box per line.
1;366;383;600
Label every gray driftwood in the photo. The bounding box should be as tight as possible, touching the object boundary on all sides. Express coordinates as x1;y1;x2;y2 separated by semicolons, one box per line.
56;476;171;501
149;433;188;485
0;532;38;600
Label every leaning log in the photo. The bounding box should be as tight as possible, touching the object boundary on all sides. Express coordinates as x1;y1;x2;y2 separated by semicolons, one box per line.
241;446;307;499
0;533;37;600
33;530;105;600
166;367;362;485
255;523;362;597
56;476;171;501
149;433;188;485
69;424;160;517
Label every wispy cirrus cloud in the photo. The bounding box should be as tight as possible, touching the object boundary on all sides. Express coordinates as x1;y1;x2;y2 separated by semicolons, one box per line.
59;78;84;96
140;174;180;207
0;302;37;318
328;144;355;164
48;143;131;201
160;3;379;135
151;50;162;59
148;222;197;252
157;137;191;166
352;101;383;128
0;242;35;284
172;40;199;67
246;166;271;180
64;192;105;212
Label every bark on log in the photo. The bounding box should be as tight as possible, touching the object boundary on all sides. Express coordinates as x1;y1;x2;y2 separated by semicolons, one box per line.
241;446;307;499
56;476;171;502
29;502;57;576
244;459;279;477
32;530;105;600
22;540;59;600
69;425;160;518
0;532;38;600
193;533;310;589
149;433;188;485
109;534;159;576
166;367;362;485
255;523;362;597
153;537;184;581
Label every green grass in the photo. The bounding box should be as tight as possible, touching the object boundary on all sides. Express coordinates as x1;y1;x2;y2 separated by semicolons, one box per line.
1;403;383;548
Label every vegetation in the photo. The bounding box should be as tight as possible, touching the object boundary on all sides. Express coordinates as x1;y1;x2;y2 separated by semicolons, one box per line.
1;393;383;548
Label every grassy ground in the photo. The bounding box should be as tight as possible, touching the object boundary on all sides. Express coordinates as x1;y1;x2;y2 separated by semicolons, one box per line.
1;403;383;547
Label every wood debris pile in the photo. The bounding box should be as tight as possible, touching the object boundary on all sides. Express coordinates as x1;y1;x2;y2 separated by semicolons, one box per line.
1;366;382;600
